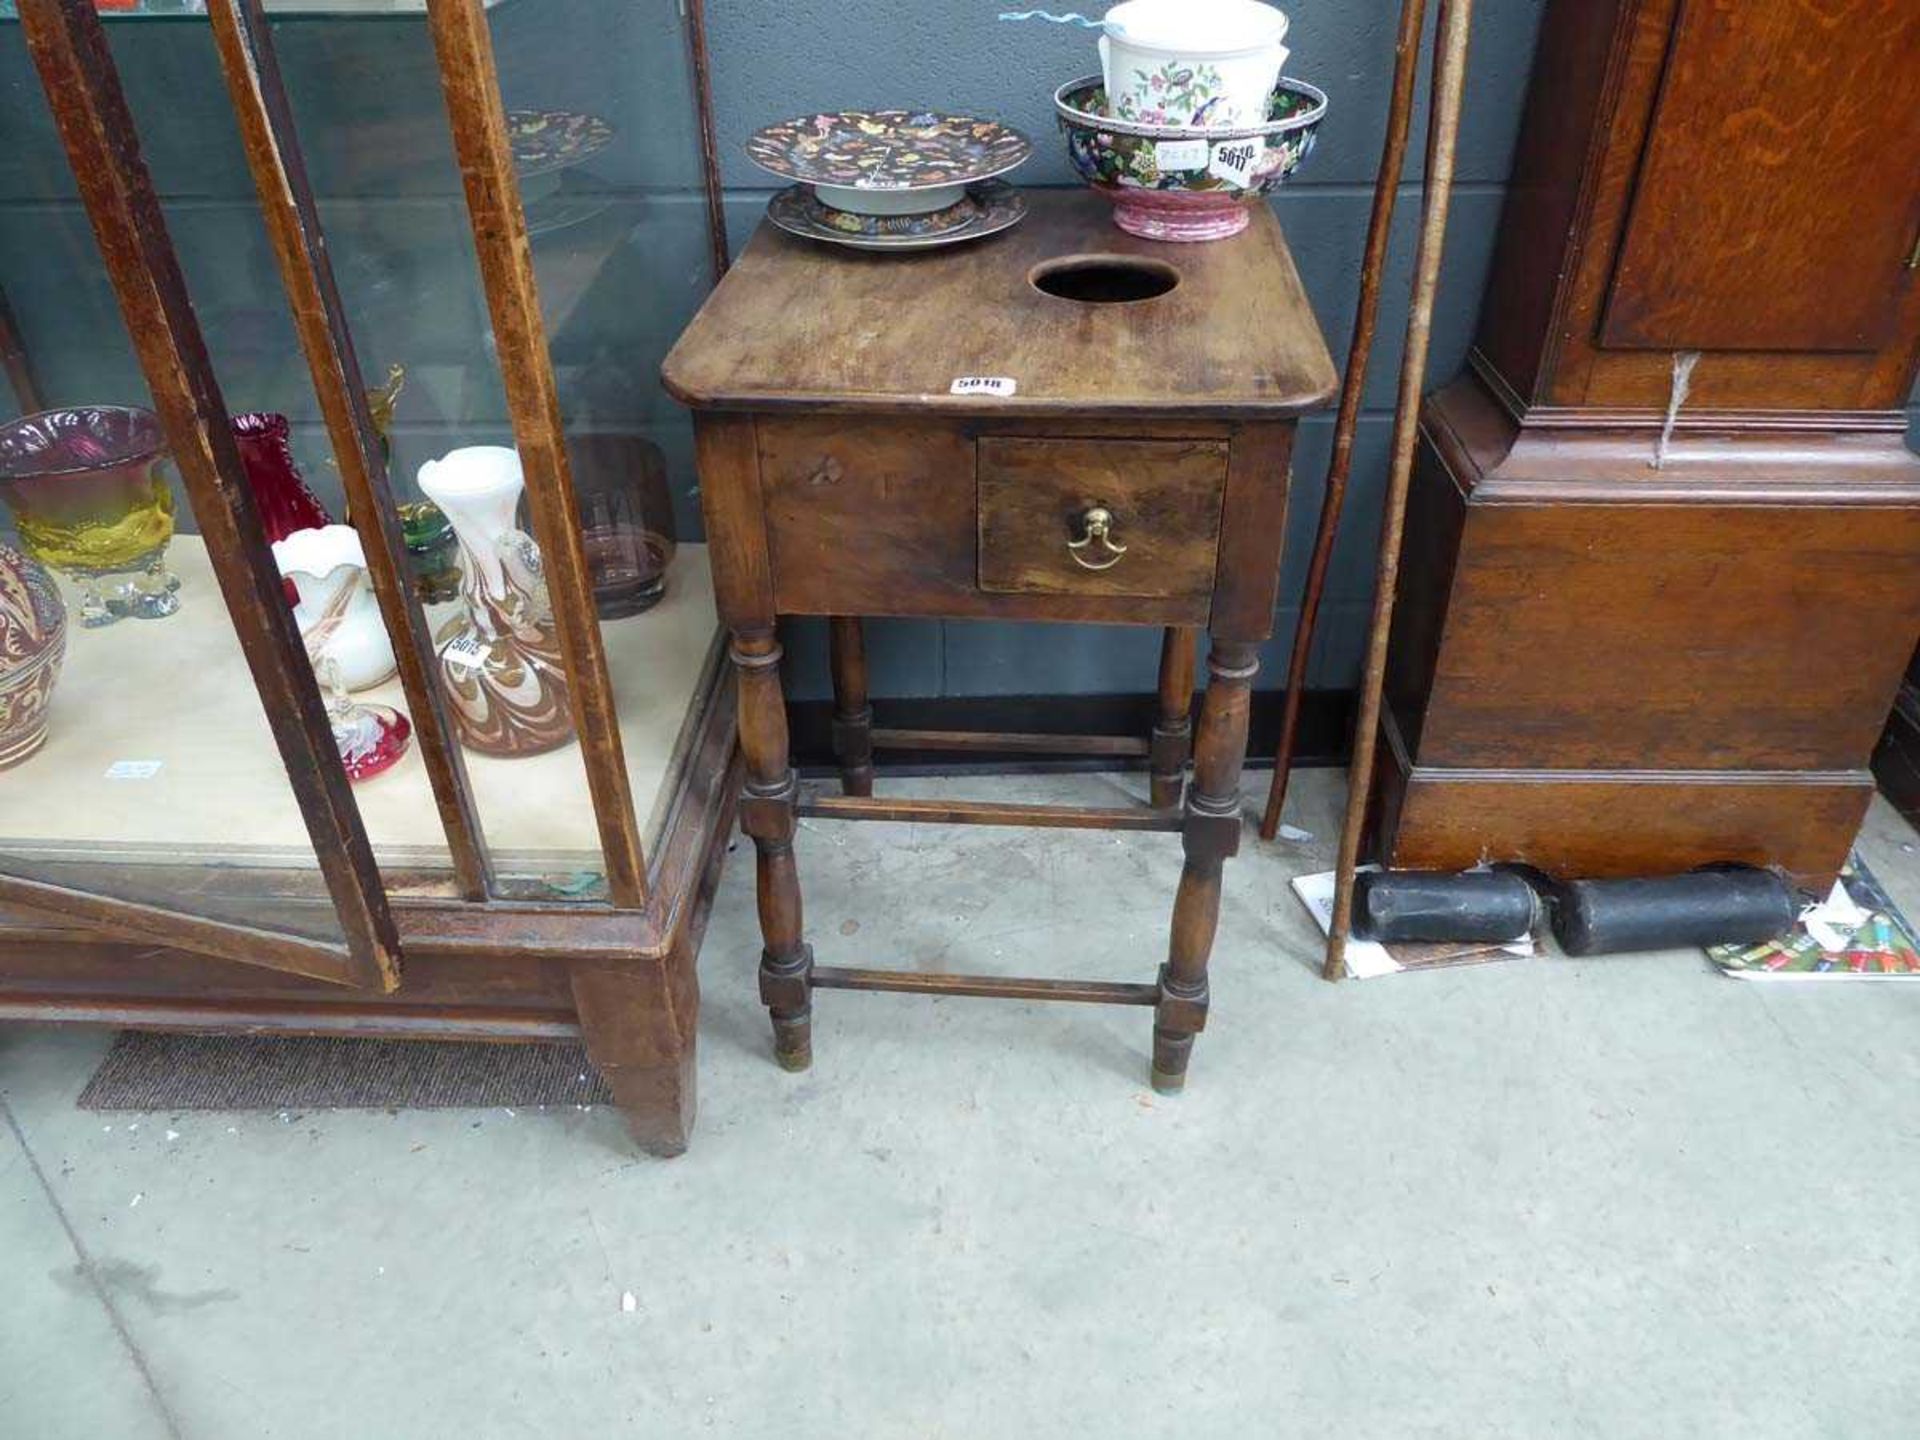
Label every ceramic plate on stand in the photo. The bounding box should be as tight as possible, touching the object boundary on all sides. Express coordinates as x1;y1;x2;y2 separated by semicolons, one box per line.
768;180;1027;252
524;178;616;239
509;109;614;204
746;110;1031;215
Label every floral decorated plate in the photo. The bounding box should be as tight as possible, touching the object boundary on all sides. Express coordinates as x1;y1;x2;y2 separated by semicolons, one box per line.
525;183;616;240
747;110;1031;216
508;109;615;177
506;109;610;177
767;180;1027;252
508;109;614;205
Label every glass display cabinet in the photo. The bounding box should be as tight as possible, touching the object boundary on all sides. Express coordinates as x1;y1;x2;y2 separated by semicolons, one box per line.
0;0;733;1155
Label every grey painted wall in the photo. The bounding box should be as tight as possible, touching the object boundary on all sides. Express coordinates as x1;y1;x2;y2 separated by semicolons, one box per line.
705;0;1554;701
702;0;1920;702
3;0;1915;708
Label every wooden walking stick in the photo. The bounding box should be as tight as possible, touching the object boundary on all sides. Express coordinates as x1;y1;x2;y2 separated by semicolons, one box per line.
1324;0;1475;982
1260;0;1430;842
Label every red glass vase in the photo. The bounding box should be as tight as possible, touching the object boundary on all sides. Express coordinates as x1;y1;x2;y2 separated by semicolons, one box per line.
231;412;331;603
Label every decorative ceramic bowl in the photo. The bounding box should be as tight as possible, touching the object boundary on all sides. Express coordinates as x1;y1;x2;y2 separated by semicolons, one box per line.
1053;75;1327;242
0;405;181;627
0;540;67;771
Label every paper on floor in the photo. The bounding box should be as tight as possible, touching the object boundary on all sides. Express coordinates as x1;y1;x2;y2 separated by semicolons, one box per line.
1290;869;1535;978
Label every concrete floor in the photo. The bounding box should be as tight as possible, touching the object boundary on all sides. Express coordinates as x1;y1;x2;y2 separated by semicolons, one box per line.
5;768;1920;1439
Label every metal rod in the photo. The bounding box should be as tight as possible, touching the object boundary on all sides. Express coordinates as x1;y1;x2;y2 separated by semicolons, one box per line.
209;0;494;903
16;0;403;993
797;793;1183;832
683;0;731;281
810;966;1161;1006
1261;0;1431;841
1325;0;1476;981
425;0;649;907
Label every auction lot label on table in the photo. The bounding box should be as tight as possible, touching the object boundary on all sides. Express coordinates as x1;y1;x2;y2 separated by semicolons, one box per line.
951;376;1017;397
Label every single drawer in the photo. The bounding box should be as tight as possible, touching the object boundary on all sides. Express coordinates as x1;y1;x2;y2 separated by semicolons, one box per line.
757;416;979;615
977;437;1228;600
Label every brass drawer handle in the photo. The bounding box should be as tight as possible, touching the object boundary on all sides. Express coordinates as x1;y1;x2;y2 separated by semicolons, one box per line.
1067;505;1128;571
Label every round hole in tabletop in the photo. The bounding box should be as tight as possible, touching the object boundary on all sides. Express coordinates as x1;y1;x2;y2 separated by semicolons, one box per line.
1028;254;1181;304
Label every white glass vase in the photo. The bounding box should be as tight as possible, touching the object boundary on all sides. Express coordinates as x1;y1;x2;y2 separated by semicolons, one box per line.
416;446;574;757
271;524;396;692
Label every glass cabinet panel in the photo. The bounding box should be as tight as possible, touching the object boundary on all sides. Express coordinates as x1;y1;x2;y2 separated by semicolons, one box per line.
0;0;725;924
0;16;391;980
490;0;727;876
255;3;615;893
258;0;726;898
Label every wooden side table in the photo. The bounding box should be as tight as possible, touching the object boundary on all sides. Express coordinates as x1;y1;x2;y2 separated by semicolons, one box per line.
664;191;1335;1091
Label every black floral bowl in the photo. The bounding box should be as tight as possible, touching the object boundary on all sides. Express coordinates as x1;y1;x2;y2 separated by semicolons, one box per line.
1053;75;1327;242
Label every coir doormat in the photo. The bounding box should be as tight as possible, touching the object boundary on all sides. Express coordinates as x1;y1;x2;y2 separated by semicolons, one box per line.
77;1032;616;1112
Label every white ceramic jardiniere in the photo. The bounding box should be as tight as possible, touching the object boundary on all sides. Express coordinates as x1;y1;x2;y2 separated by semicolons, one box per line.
1099;0;1289;128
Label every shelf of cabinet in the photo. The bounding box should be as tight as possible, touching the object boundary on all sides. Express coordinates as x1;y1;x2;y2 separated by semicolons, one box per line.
2;538;723;887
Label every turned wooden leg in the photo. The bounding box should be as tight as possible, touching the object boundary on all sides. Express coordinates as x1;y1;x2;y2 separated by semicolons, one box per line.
572;955;698;1157
1150;626;1198;809
828;615;875;797
733;628;813;1071
1153;638;1257;1093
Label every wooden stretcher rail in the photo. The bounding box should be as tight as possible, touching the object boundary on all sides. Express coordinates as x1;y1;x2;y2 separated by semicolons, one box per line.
796;794;1184;831
870;727;1152;757
809;967;1161;1006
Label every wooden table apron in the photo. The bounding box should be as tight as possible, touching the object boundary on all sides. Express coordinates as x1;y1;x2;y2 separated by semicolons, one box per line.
663;192;1336;1090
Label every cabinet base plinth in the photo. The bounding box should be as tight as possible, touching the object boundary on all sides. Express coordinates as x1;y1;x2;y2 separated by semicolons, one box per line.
1375;716;1870;891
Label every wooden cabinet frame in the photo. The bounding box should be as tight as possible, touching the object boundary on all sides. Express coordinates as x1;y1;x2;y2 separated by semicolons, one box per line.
1370;0;1920;890
0;0;738;1153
